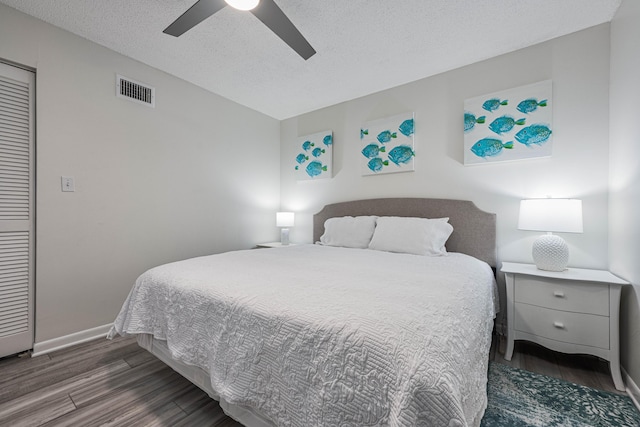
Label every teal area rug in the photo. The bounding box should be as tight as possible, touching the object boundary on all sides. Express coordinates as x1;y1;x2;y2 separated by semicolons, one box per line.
482;362;640;427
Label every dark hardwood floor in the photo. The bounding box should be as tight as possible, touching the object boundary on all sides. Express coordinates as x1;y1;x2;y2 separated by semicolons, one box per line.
490;335;624;395
0;336;242;427
0;334;625;426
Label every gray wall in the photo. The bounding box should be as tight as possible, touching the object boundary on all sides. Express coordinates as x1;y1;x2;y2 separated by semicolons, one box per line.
280;24;612;334
0;4;281;343
610;0;640;389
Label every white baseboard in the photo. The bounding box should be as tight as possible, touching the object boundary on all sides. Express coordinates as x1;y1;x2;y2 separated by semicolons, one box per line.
32;324;112;357
622;366;640;413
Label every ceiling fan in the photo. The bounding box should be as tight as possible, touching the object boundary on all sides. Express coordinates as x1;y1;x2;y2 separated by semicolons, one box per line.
164;0;316;60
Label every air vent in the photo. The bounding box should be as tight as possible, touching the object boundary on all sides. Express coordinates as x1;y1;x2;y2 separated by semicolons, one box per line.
116;74;155;108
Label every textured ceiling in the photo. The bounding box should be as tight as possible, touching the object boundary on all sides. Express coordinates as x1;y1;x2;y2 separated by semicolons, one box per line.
0;0;621;119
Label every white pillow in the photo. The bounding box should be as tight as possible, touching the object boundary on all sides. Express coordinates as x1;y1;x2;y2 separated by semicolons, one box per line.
319;216;378;248
368;216;453;256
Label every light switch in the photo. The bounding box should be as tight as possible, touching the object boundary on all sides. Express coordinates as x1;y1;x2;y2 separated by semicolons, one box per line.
61;176;75;192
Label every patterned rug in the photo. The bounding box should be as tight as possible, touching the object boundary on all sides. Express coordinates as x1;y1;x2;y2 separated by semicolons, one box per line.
481;362;640;427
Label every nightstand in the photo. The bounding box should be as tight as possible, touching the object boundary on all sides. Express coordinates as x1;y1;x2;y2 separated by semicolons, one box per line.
255;242;298;249
501;262;628;391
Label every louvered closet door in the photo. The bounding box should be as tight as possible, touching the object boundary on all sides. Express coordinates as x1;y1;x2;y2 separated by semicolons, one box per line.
0;62;34;358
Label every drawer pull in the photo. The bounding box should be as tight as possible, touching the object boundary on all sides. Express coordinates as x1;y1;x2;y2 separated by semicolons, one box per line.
553;291;565;298
553;321;565;329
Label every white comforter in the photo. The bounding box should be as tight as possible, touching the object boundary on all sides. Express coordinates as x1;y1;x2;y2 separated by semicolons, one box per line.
109;245;497;427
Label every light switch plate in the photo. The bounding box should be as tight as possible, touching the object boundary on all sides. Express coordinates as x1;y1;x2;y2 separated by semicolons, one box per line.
61;176;75;192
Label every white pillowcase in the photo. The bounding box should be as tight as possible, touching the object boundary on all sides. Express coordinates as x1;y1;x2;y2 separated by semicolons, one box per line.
368;216;453;256
319;216;378;248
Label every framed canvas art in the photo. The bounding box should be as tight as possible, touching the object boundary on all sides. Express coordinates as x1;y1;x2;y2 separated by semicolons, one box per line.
464;80;552;165
360;113;415;176
295;130;333;180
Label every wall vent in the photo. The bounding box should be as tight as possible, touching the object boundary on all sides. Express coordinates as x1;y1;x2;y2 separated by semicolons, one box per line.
116;74;155;108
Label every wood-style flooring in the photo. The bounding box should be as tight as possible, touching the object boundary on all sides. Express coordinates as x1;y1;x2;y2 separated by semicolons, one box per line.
491;336;624;395
0;334;624;426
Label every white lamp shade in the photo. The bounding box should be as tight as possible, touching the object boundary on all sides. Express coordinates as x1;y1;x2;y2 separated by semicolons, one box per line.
225;0;259;10
518;199;583;233
276;212;295;228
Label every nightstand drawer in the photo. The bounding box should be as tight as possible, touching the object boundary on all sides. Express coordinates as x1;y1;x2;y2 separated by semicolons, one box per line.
514;277;609;316
515;303;609;349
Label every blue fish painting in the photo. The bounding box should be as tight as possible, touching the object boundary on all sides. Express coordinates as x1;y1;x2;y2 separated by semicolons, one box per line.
470;138;514;158
398;119;414;137
515;124;552;146
464;113;486;132
360;129;369;139
361;113;416;174
482;98;508;113
312;147;325;158
388;145;414;165
367;157;389;172
305;161;327;178
464;81;552;164
302;140;314;151
517;98;548;114
296;130;333;180
377;130;397;144
361;144;386;159
488;116;526;134
295;153;308;164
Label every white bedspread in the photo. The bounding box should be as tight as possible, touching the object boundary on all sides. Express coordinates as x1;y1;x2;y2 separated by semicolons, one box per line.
109;245;497;427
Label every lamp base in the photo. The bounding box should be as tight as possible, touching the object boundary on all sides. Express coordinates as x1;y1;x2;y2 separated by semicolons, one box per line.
280;228;290;245
532;234;569;271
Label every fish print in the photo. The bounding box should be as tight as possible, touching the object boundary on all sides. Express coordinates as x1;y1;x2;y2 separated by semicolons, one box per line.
367;157;389;172
361;144;386;159
482;98;508;113
517;98;548;114
360;129;369;139
377;130;397;144
323;135;333;146
389;145;416;166
302;140;314;151
470;138;514;158
515;124;552;146
488;116;526;134
305;161;327;177
388;145;414;165
398;119;414;137
312;147;325;158
464;113;486;132
295;153;308;164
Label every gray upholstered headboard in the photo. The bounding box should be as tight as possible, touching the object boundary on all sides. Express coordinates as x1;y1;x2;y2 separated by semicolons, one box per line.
313;198;497;267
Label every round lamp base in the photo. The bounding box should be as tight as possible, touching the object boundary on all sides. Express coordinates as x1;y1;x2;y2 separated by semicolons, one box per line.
532;234;569;271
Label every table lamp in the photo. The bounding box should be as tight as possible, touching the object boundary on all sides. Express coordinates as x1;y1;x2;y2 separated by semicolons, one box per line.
276;212;295;245
518;199;583;271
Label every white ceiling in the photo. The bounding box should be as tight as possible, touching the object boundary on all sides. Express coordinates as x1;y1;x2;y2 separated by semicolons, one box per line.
0;0;621;120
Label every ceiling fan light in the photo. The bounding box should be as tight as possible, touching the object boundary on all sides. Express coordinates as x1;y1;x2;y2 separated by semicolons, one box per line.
225;0;260;11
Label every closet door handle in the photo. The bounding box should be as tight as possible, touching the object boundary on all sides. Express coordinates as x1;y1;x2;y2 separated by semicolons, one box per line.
553;321;565;329
553;291;565;298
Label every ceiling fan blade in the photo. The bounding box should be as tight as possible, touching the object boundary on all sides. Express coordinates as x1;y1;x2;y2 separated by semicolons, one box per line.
163;0;226;37
250;0;316;60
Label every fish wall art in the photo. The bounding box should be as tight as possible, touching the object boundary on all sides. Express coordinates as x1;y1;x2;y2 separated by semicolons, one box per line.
360;112;415;176
295;130;333;180
464;80;553;165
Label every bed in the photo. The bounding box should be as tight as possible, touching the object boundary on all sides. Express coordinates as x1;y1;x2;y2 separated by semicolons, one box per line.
109;198;497;427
